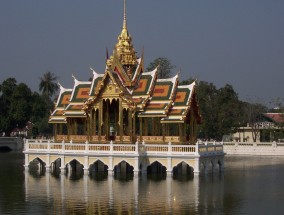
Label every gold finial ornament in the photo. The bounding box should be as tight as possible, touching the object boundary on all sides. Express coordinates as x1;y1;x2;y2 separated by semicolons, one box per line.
114;0;137;66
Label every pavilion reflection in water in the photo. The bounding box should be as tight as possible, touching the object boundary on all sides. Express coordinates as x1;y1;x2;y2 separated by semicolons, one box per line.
24;169;226;214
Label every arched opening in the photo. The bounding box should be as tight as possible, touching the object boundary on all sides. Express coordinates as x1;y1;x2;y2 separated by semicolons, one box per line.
0;146;12;153
114;161;134;179
28;157;46;175
147;161;167;177
50;158;61;173
173;162;194;180
89;160;108;180
66;159;84;179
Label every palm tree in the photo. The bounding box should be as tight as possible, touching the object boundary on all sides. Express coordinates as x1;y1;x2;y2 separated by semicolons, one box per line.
39;71;59;101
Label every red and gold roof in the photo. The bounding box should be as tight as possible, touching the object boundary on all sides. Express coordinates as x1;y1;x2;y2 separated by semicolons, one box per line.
49;1;200;125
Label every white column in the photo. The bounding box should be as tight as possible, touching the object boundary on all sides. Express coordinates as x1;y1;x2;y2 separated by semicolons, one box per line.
193;157;200;175
24;154;29;170
60;156;66;174
133;157;140;176
83;156;89;175
46;155;51;172
166;157;172;176
108;156;114;176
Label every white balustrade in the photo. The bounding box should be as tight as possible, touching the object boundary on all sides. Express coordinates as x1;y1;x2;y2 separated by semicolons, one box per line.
24;139;223;156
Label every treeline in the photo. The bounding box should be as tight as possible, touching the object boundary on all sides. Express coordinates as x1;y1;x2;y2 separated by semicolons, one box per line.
0;57;281;140
0;72;58;137
181;79;269;140
0;76;268;140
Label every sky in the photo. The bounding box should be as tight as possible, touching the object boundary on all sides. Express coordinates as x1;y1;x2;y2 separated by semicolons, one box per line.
0;0;284;106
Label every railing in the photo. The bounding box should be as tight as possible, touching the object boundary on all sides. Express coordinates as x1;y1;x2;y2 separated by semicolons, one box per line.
222;141;284;155
222;141;281;147
24;139;224;156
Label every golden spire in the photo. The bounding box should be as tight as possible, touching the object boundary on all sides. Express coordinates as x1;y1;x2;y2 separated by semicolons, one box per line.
113;0;137;66
123;0;127;30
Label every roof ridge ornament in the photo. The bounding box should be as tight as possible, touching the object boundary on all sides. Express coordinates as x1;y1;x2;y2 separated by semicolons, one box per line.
123;0;127;30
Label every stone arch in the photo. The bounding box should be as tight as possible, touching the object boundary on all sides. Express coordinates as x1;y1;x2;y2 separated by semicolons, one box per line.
114;160;134;174
113;158;135;168
66;159;84;174
0;146;12;152
147;161;167;175
50;157;61;172
28;156;46;171
64;156;84;166
147;158;168;169
172;161;194;176
89;159;108;173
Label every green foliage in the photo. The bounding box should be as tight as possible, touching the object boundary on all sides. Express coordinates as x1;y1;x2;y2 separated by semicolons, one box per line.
39;71;59;101
0;77;54;137
194;81;245;141
147;57;175;79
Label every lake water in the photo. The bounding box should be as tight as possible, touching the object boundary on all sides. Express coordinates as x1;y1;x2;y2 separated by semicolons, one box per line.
1;152;284;214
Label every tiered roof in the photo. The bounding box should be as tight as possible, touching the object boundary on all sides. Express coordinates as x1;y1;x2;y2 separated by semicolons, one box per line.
138;75;178;117
49;0;200;125
161;82;196;123
64;76;91;118
49;85;72;123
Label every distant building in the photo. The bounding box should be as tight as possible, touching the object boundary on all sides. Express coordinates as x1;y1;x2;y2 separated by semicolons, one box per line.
233;113;284;142
10;121;33;137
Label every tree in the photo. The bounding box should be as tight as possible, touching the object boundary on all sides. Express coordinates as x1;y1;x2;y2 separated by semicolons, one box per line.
147;57;175;79
0;78;18;135
0;77;53;137
39;71;59;101
186;80;244;141
30;92;53;137
215;84;243;138
242;102;267;142
9;83;33;129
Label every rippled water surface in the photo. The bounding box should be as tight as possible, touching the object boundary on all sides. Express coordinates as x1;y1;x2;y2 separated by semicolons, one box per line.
1;152;284;214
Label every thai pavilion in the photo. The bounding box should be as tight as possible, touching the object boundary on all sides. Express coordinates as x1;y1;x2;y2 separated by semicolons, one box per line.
49;1;201;145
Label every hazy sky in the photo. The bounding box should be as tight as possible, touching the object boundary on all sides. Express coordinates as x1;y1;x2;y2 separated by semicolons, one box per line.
1;0;283;105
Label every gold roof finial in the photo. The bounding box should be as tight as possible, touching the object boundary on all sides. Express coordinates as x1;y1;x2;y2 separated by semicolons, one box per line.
112;0;137;66
123;0;127;30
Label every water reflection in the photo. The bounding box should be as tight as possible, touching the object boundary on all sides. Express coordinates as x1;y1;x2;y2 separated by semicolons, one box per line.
4;153;273;214
24;170;204;214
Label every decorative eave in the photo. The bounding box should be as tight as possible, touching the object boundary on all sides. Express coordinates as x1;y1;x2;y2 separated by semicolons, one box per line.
131;58;142;83
132;67;157;98
177;81;196;106
69;75;92;103
63;110;87;118
54;84;72;108
89;68;104;97
156;74;179;100
48;117;67;124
